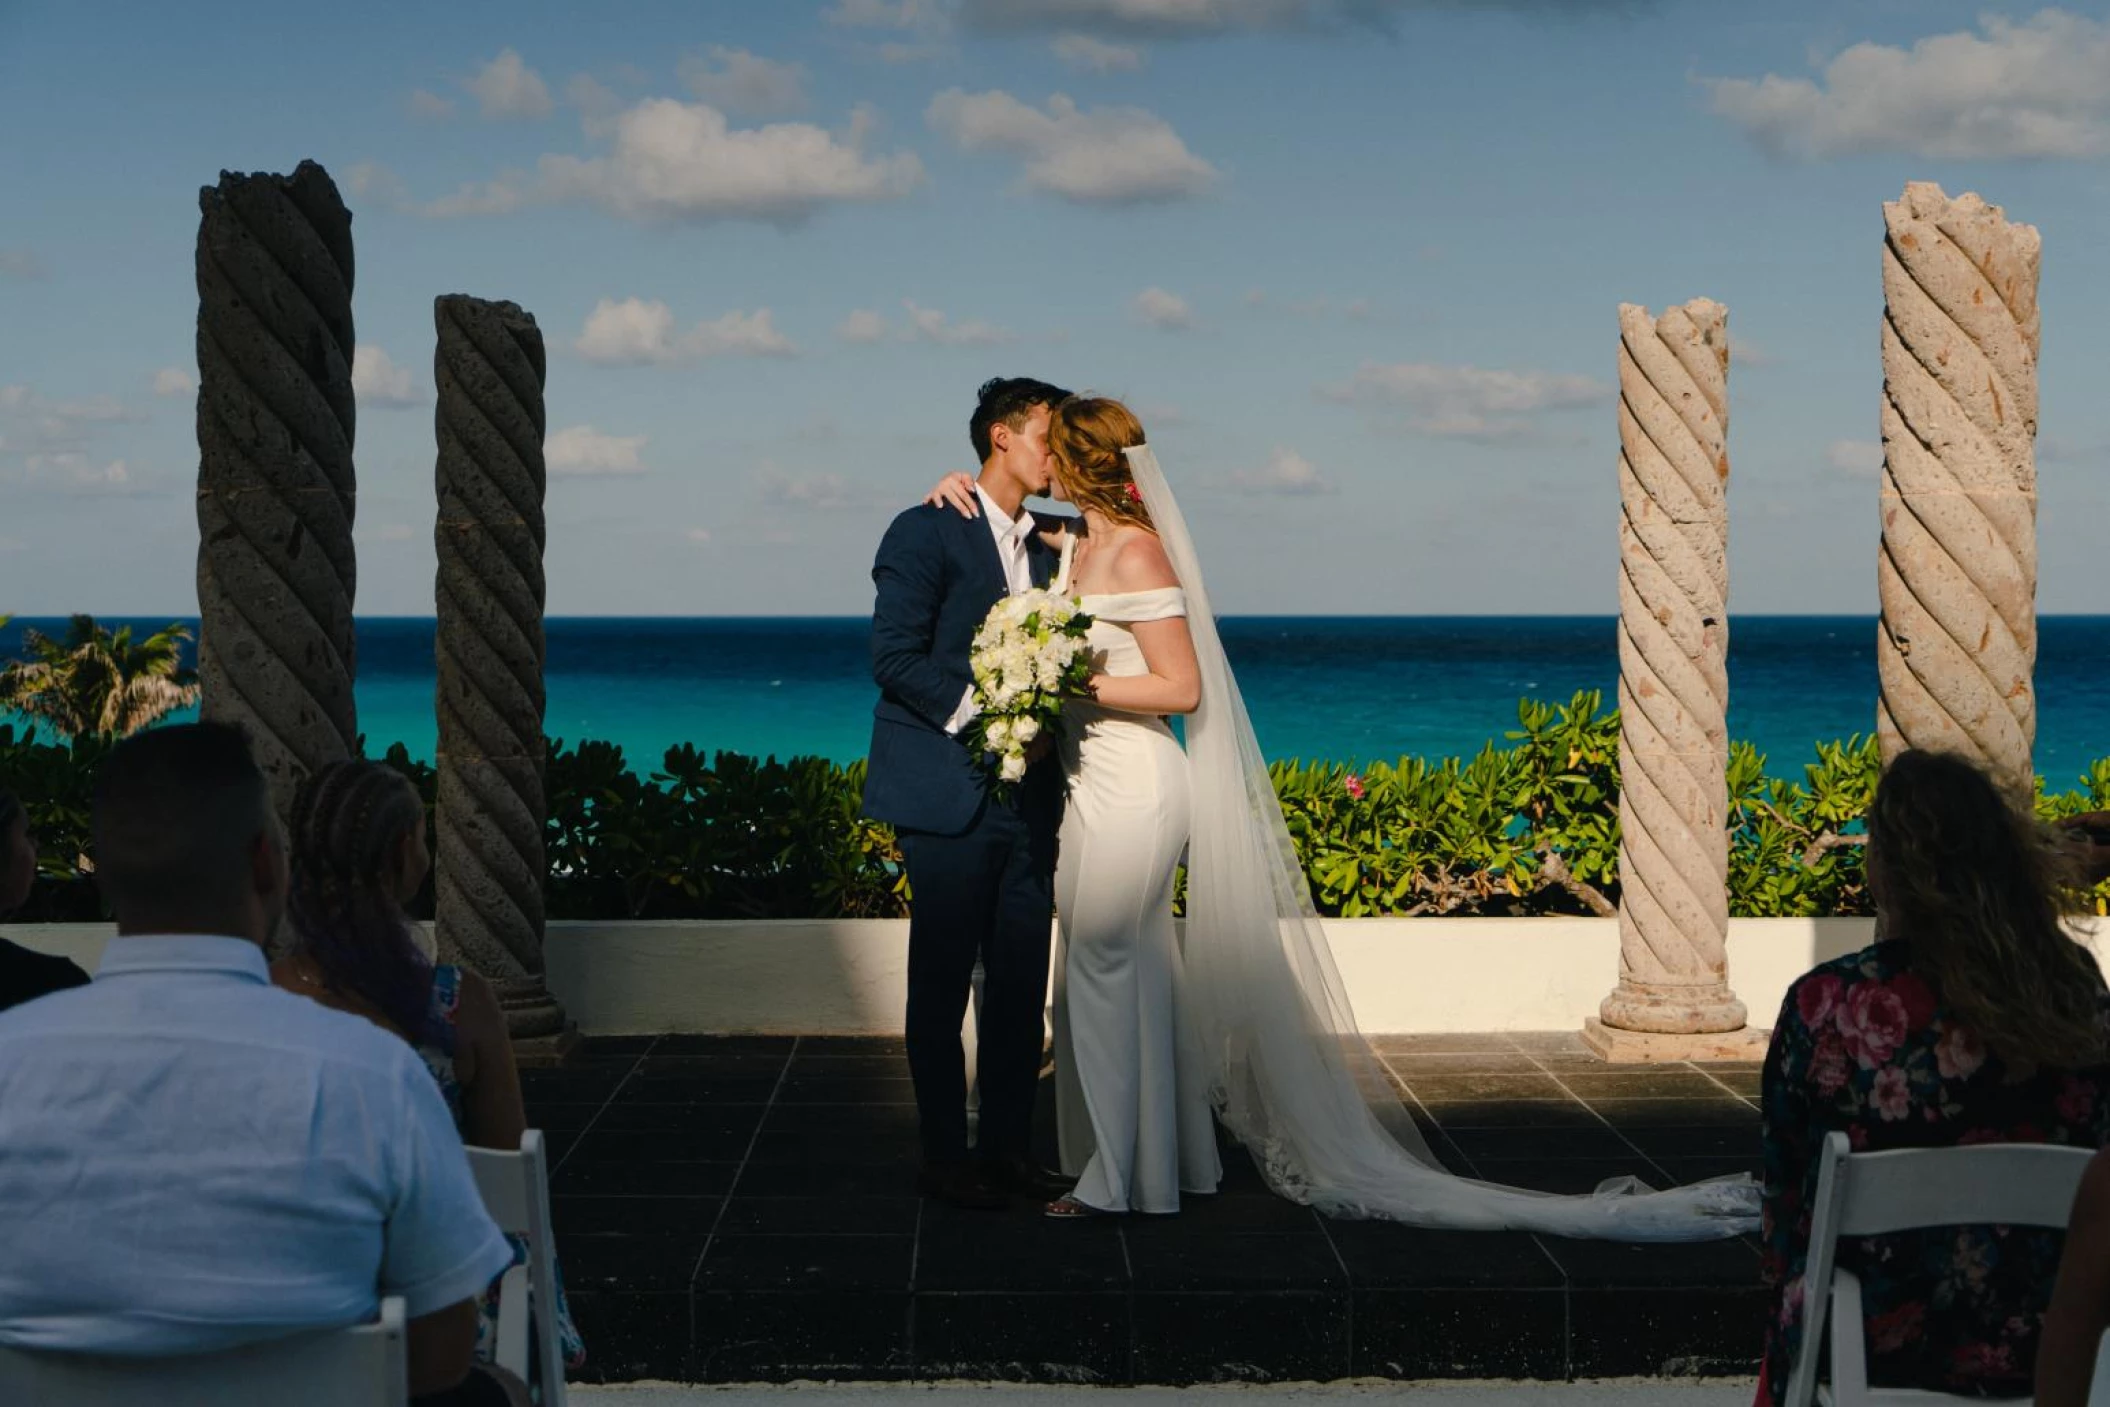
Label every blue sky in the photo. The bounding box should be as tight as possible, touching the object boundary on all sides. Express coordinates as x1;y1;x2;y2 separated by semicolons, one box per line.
2;0;2107;616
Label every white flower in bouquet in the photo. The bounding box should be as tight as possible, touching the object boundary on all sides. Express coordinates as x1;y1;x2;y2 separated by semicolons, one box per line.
964;586;1096;797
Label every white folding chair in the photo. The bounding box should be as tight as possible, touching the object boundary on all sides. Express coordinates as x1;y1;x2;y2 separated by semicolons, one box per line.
1785;1131;2093;1407
2089;1326;2110;1406
0;1295;407;1406
467;1128;567;1406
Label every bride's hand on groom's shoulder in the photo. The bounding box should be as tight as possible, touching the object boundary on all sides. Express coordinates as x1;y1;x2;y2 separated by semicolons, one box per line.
924;472;979;518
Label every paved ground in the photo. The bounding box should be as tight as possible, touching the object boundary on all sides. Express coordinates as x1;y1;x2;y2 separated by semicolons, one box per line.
570;1382;1756;1405
527;1032;1766;1385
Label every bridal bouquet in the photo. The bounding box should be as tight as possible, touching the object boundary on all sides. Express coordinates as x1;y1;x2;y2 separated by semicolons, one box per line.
965;589;1095;790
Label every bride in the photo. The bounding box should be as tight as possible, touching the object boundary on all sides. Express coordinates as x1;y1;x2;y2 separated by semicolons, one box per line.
925;395;1759;1240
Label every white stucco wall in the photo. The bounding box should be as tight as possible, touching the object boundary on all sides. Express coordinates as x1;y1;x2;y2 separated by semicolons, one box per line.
13;915;2096;1036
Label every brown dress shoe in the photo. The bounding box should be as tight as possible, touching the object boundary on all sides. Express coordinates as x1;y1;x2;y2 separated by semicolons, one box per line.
917;1162;1007;1210
978;1154;1072;1201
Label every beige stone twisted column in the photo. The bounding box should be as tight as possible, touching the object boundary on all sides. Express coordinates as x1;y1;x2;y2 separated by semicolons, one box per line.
432;295;573;1061
194;161;358;819
1584;299;1765;1063
1876;182;2040;797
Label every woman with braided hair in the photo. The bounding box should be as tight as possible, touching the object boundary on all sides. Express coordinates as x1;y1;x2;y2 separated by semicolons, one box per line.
0;788;89;1013
270;759;582;1394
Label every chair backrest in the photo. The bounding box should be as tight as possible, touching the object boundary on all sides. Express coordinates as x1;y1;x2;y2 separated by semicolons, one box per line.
0;1296;407;1407
467;1129;565;1406
1785;1132;2094;1407
2088;1326;2110;1407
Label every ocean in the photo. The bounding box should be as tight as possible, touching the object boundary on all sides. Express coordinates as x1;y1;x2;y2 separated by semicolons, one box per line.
5;616;2108;784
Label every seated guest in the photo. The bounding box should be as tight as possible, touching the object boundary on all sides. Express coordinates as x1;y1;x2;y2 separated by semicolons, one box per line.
1758;749;2110;1405
0;725;515;1404
272;759;584;1387
0;788;89;1012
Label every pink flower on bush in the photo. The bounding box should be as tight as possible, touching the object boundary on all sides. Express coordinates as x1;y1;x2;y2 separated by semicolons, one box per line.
1839;982;1914;1069
1871;1066;1911;1121
1935;1026;1986;1082
2058;1076;2096;1124
1796;973;1843;1029
1343;774;1366;800
1951;1342;2014;1378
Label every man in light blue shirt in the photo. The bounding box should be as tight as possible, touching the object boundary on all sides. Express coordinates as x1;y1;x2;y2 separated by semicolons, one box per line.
0;723;514;1400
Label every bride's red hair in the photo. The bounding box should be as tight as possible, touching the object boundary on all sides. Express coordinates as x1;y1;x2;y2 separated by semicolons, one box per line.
1048;397;1152;529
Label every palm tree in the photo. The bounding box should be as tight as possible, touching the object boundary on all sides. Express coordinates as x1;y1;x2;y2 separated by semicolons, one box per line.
0;615;201;742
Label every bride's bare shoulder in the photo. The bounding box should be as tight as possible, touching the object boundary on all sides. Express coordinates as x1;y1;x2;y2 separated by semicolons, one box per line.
1106;529;1179;592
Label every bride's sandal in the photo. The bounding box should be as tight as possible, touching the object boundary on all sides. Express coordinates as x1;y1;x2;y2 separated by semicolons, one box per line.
1045;1195;1111;1219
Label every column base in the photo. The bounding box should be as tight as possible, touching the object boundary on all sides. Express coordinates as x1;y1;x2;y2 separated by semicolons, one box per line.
510;1024;582;1069
1582;1017;1771;1064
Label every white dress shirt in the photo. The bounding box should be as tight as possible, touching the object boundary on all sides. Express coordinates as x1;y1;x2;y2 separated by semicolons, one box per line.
944;485;1037;735
0;934;514;1355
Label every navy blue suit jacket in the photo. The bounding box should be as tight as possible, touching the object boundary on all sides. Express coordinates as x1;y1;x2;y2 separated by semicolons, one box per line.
862;503;1057;836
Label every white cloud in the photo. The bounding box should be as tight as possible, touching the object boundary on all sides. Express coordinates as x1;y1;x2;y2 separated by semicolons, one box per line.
546;425;648;476
1728;333;1773;368
426;98;925;225
1825;439;1885;478
902;300;1012;345
19;452;151;498
927;89;1217;204
1321;361;1607;440
0;249;45;280
761;471;861;510
837;309;890;343
686;527;713;544
956;0;1635;38
1232;447;1334;496
0;385;143;455
826;0;947;30
1053;33;1145;71
1705;10;2110;161
1246;289;1373;320
346;161;412;210
574;297;798;365
152;366;196;397
1132;286;1194;330
407;88;455;120
679;47;808;117
351;346;424;409
466;48;554;120
824;0;954;62
567;74;623;125
363;523;419;543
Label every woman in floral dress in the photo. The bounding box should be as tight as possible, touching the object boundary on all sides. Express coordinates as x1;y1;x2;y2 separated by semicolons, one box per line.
271;761;584;1400
1759;748;2110;1405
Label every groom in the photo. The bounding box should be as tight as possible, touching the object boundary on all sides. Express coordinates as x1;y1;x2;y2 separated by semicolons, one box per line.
863;376;1073;1210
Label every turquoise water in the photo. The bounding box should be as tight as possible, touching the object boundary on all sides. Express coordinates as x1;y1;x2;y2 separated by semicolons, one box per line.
6;616;2108;784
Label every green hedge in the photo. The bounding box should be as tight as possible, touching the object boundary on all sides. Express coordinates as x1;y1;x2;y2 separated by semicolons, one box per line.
5;692;2105;925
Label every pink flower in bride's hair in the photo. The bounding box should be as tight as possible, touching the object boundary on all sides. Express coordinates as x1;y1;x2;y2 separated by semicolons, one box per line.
1343;774;1366;800
1125;481;1143;503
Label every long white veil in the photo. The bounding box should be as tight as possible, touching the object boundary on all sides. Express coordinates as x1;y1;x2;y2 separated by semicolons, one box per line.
1128;444;1760;1240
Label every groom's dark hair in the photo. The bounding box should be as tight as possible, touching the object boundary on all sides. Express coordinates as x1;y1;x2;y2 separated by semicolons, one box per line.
970;377;1071;464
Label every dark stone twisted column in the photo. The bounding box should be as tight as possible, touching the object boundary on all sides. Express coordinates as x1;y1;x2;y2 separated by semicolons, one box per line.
194;161;358;819
432;295;572;1059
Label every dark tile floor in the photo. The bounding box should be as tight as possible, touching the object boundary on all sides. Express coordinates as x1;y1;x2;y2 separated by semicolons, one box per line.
527;1032;1766;1385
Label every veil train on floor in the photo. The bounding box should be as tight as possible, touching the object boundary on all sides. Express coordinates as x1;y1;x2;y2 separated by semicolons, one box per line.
1129;444;1760;1241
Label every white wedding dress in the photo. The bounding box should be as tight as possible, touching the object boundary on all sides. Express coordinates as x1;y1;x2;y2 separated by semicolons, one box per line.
1062;446;1762;1241
1049;538;1223;1212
